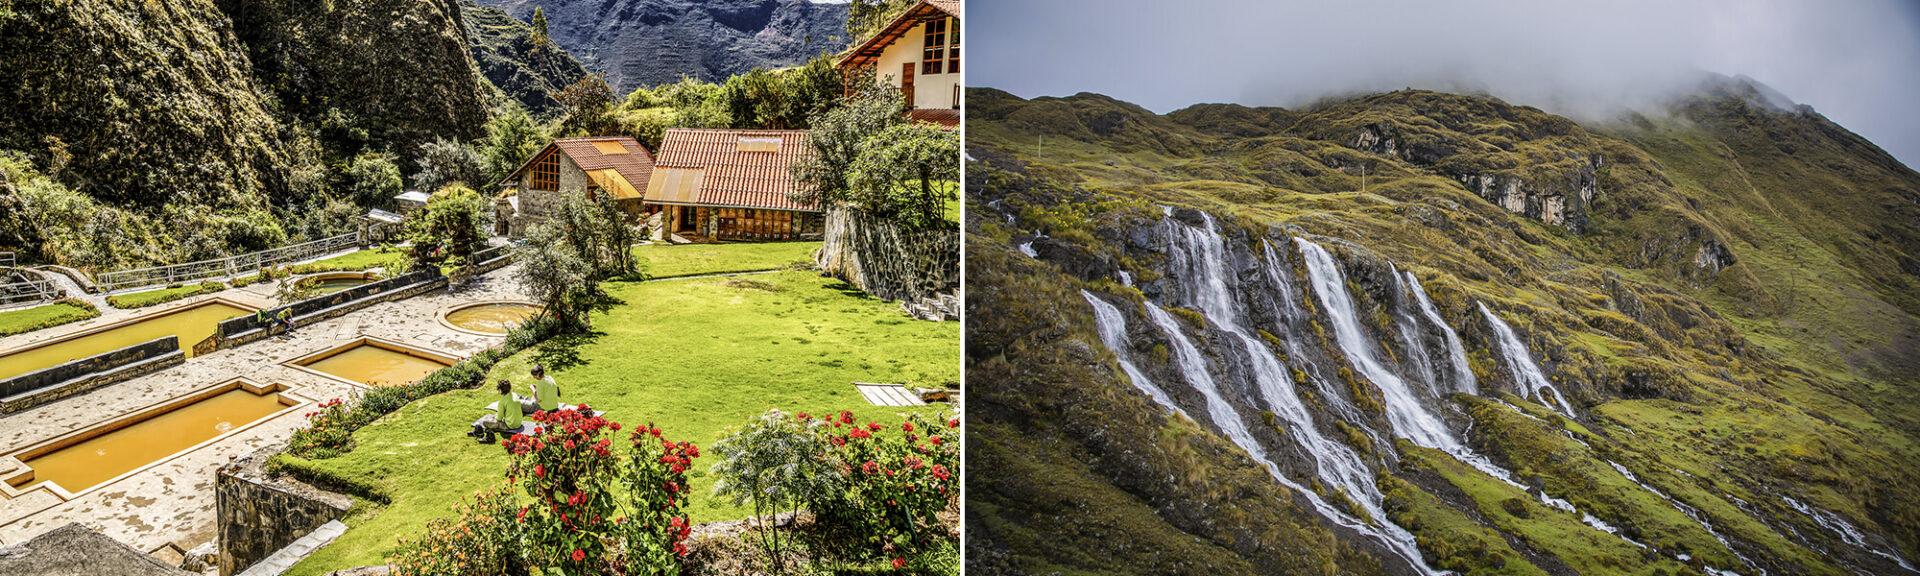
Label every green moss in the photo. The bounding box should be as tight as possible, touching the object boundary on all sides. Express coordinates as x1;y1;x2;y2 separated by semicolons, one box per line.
1379;471;1549;576
1169;307;1207;329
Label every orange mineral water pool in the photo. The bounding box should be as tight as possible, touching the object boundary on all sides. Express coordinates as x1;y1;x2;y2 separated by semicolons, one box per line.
14;387;289;493
0;300;251;381
445;303;538;335
304;344;452;387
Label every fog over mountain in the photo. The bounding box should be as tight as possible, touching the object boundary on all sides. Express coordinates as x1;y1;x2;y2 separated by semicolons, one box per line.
971;0;1920;170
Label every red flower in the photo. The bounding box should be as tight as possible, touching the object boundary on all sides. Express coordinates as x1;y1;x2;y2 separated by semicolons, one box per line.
930;436;942;445
902;422;915;432
867;421;884;431
932;465;950;480
517;506;529;520
851;428;871;439
572;549;586;562
893;558;907;569
948;418;959;428
674;541;688;556
534;464;546;478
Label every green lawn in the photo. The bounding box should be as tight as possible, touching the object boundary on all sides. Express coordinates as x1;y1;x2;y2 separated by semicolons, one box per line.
105;282;223;309
0;300;100;337
632;241;820;279
285;270;958;574
292;247;409;273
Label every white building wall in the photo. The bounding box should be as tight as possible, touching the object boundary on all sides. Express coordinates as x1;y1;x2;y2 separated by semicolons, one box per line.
874;16;960;110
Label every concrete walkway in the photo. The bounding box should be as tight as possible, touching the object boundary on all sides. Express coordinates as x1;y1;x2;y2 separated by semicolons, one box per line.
0;265;530;557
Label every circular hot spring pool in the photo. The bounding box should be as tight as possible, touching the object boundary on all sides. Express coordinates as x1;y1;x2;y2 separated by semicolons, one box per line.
441;302;540;335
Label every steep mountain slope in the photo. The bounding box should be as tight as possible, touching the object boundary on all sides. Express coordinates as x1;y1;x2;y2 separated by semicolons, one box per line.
473;0;848;93
458;0;589;117
967;82;1920;576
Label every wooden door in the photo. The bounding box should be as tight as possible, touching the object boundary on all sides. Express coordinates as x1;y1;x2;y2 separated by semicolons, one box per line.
901;63;915;108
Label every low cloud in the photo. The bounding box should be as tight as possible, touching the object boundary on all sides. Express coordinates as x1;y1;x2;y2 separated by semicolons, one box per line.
971;0;1920;169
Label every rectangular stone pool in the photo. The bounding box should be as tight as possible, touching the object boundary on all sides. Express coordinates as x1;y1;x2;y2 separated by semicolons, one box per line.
0;299;253;381
289;338;457;388
3;380;300;497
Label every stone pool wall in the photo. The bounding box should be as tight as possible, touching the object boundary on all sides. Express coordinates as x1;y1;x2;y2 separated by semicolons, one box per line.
0;336;182;414
209;270;446;353
216;445;352;576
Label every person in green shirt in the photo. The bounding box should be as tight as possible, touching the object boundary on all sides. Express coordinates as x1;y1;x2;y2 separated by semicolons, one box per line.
473;379;523;443
276;308;295;334
529;364;560;412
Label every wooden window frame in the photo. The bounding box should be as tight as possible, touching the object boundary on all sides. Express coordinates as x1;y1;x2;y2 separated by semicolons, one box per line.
947;18;959;74
921;18;946;76
530;150;560;191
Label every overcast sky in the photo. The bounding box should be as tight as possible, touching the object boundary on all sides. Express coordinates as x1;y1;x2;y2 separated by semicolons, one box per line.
970;0;1920;170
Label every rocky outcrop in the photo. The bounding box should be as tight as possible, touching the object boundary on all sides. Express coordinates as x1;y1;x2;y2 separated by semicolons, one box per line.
473;0;848;93
219;0;491;154
458;0;589;117
816;204;959;321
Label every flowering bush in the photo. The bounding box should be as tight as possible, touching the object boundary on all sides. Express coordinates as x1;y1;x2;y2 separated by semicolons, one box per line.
392;486;521;576
287;398;353;459
802;409;959;565
503;407;701;575
619;422;701;575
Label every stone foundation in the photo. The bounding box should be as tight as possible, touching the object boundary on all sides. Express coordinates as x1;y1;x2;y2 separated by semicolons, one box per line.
216;445;353;576
815;204;959;321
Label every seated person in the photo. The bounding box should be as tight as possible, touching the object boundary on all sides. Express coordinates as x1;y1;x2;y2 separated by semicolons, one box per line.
276;308;295;333
529;364;560;412
473;379;523;441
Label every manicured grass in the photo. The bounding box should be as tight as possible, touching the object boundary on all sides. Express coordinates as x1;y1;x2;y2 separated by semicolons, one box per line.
632;241;820;279
0;299;101;337
105;281;224;309
291;247;409;274
284;270;957;574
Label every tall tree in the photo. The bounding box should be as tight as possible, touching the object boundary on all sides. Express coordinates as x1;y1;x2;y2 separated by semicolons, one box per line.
530;6;549;45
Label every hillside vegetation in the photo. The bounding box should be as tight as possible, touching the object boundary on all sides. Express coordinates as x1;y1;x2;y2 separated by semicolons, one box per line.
966;79;1920;576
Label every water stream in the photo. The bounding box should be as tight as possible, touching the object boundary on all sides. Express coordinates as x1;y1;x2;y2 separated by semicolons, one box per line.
1478;303;1577;418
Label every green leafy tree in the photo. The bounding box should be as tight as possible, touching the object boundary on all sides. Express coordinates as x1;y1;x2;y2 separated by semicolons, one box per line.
511;221;593;326
405;184;492;271
345;152;403;208
479;107;547;185
530;6;549;45
791;83;958;229
410;138;485;194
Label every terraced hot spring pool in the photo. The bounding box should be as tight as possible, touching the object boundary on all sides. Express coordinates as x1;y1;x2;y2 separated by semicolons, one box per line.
0;300;251;380
445;303;538;335
10;387;291;494
303;344;452;387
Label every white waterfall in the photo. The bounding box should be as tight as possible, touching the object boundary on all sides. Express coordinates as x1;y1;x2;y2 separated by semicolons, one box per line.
1259;242;1374;427
1477;303;1577;418
1784;497;1917;573
1155;216;1436;575
1296;238;1462;452
1404;271;1478;395
1608;461;1762;575
1082;290;1185;416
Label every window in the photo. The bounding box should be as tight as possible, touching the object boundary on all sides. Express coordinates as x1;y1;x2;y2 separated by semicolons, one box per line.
591;141;629;155
921;18;946;75
737;136;782;152
530;151;559;191
947;19;959;73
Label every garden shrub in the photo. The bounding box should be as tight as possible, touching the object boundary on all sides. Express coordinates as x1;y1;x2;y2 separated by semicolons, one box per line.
801;410;959;566
710;409;843;573
392;485;522;576
287;398;353;459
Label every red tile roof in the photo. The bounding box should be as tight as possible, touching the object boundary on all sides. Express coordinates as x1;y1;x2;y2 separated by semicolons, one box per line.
495;136;655;194
905;108;960;130
838;1;962;69
646;128;818;212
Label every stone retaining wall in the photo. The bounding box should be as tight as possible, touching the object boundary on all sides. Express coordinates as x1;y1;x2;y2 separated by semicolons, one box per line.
0;336;182;414
217;445;352;576
815;204;960;320
207;270;447;354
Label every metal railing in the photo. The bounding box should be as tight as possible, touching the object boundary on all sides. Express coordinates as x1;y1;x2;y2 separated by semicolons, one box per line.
93;232;360;293
0;269;57;307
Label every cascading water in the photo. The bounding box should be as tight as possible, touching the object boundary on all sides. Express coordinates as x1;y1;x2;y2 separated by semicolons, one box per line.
1404;271;1478;395
1608;461;1763;575
1153;215;1436;574
1784;497;1917;573
1082;290;1185;417
1478;303;1577;418
1258;242;1374;428
1296;238;1461;452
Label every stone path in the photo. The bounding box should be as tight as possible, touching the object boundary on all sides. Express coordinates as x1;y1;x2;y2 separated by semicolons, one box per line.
236;520;346;576
0;266;529;556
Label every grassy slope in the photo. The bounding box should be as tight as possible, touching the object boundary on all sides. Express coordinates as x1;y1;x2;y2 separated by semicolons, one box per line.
966;86;1920;575
105;282;223;309
286;270;956;573
0;300;99;337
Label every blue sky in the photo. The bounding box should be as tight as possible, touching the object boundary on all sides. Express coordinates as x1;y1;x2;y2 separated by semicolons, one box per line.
969;0;1920;171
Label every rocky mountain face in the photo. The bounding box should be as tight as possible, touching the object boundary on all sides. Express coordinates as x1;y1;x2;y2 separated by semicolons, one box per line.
473;0;849;93
967;82;1920;576
459;0;589;117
